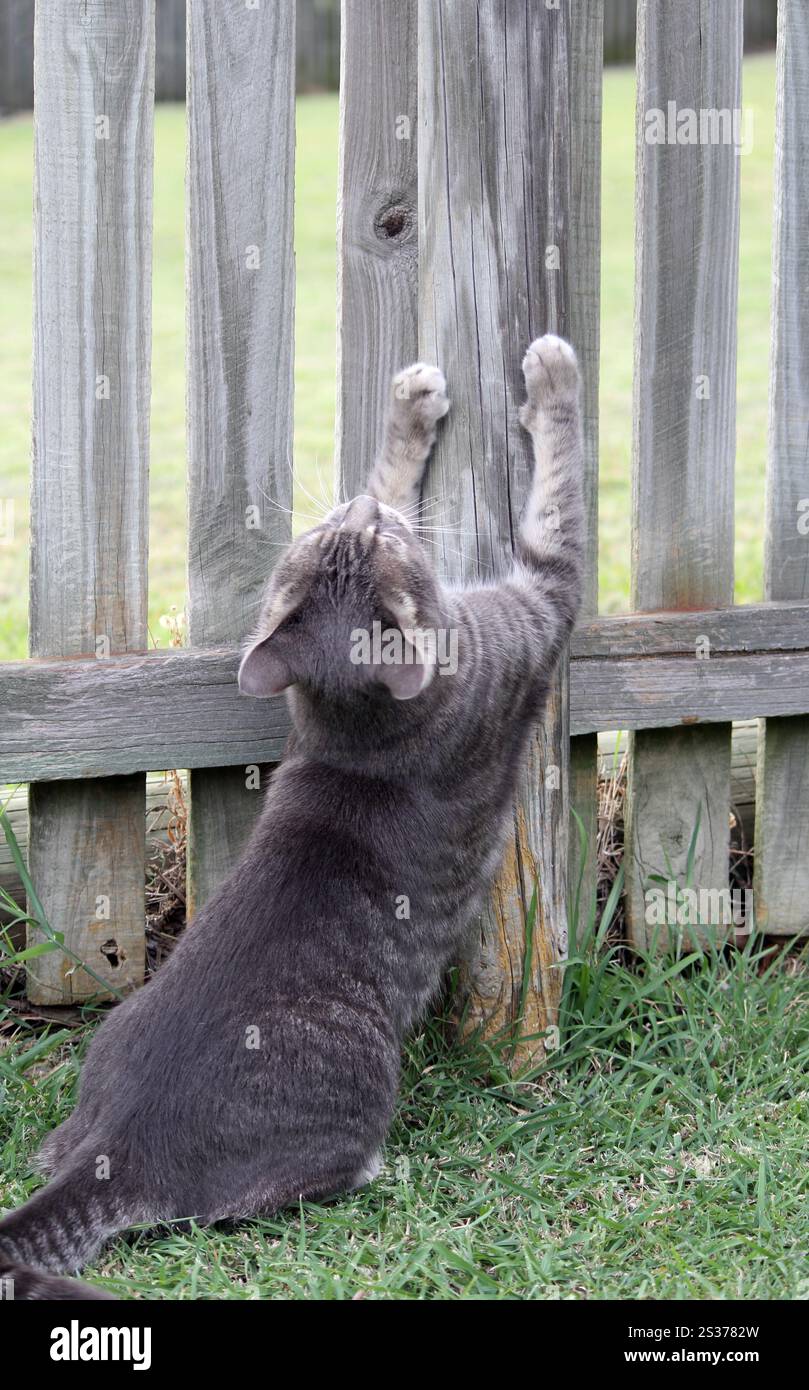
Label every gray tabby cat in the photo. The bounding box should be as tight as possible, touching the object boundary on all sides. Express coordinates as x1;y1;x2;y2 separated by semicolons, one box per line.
0;334;583;1299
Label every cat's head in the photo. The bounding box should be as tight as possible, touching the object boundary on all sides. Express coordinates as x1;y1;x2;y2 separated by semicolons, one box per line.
238;495;443;703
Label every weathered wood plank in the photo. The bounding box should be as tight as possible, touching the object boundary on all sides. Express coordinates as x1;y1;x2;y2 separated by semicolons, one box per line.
2;773;188;927
336;0;417;493
598;721;759;846
27;778;145;1001
573;649;809;733
573;600;809;657
568;0;604;940
625;0;742;949
5;603;809;784
186;0;295;914
418;0;577;1062
27;0;154;1001
0;650;290;783
753;1;809;936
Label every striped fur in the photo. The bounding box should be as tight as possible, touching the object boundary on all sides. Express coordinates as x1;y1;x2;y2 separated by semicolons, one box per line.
0;336;583;1299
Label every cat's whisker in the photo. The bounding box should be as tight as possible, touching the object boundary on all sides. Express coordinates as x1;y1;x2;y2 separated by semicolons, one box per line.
256;485;296;518
259;492;324;529
284;453;332;523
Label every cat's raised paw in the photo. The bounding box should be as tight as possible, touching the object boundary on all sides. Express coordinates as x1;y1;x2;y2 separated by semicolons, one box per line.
391;363;450;430
520;335;580;428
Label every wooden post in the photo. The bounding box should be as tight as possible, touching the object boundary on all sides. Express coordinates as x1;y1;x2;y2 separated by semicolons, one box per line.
625;0;741;949
753;0;809;935
568;1;604;940
26;0;154;1002
419;0;589;1062
336;0;418;490
185;0;295;914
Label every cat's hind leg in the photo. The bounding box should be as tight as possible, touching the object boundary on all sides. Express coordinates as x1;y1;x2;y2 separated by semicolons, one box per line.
367;363;449;518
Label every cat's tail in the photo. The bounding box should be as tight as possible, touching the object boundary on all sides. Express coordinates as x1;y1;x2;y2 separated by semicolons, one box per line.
0;1256;113;1300
0;1161;132;1300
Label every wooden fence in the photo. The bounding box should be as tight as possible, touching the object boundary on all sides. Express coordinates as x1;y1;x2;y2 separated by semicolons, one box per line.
0;0;339;109
0;2;780;112
1;1;807;1059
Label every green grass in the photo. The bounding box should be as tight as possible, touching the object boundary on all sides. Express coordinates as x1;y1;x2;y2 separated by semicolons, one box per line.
0;55;777;658
1;940;806;1299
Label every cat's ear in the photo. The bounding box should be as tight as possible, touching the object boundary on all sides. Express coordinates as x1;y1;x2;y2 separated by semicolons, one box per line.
371;639;435;701
373;658;431;701
238;634;294;698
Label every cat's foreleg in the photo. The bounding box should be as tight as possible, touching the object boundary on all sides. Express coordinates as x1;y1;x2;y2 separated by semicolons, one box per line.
367;363;449;518
513;334;585;651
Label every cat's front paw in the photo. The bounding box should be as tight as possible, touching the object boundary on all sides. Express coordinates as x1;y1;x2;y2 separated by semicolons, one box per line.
519;334;580;430
391;363;450;434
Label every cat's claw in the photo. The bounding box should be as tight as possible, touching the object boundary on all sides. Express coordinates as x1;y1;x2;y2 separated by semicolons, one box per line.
391;363;450;427
520;334;580;429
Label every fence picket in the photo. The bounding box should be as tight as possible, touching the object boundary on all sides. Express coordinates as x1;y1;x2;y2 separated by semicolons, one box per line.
568;0;604;939
753;0;809;936
418;0;581;1061
25;0;154;1003
336;0;418;497
185;0;296;914
625;0;742;948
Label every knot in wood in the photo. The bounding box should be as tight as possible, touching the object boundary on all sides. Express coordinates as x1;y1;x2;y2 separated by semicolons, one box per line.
374;202;411;241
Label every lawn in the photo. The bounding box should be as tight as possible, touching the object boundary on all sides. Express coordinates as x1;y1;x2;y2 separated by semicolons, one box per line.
0;56;776;659
2;942;806;1299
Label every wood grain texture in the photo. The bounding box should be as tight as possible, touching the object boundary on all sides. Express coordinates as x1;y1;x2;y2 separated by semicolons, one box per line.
753;0;809;936
2;773;188;926
625;0;742;949
418;0;578;1061
599;721;759;846
573;601;809;657
336;0;418;494
572;649;809;733
27;779;144;1002
27;0;154;1001
186;0;295;913
568;0;603;940
0;649;290;782
5;603;809;784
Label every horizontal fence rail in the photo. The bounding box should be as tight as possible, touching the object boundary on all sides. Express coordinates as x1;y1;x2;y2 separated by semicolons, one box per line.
3;601;809;783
